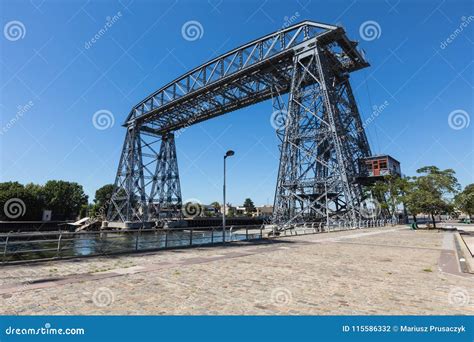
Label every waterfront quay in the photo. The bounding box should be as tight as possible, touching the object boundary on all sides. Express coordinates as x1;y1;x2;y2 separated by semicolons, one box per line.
1;226;472;315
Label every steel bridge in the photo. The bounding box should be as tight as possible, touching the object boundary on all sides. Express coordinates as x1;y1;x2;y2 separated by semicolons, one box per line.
107;20;372;228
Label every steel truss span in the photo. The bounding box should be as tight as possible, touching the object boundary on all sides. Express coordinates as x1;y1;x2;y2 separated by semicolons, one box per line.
107;20;372;228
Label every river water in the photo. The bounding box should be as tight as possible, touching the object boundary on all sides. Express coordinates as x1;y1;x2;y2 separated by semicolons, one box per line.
2;229;261;262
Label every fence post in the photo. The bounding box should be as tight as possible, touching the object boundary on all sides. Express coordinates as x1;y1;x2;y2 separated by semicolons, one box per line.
56;232;62;258
189;229;193;246
165;230;168;248
211;228;214;243
135;228;141;251
246;227;248;240
260;224;263;239
3;232;10;263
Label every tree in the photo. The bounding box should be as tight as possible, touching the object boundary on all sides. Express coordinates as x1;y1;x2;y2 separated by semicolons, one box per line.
369;175;408;219
226;203;235;217
79;203;93;219
42;180;88;220
455;184;474;220
0;182;44;221
210;201;221;214
403;178;423;225
243;198;256;214
408;166;459;228
92;184;114;219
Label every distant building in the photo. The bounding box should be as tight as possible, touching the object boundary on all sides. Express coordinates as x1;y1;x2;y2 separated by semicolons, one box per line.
42;210;52;221
218;204;274;217
235;206;246;215
220;204;236;215
200;204;218;216
255;205;273;217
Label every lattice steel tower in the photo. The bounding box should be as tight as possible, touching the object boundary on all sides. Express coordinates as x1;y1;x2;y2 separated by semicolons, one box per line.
272;42;371;226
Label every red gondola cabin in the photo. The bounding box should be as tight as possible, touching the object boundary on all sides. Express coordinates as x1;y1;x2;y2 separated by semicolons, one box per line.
358;155;401;184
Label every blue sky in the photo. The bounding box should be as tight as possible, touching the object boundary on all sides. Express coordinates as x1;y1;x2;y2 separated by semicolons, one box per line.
0;0;473;206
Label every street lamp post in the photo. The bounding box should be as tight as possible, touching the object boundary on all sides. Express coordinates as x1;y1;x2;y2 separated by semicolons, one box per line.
223;150;235;243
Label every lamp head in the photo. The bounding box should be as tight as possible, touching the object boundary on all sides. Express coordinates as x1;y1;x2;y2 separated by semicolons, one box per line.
225;150;235;158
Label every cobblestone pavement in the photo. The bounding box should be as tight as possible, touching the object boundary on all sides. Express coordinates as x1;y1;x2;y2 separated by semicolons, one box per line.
1;226;473;315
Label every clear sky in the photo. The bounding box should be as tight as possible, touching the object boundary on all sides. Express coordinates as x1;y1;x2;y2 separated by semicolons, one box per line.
0;0;473;206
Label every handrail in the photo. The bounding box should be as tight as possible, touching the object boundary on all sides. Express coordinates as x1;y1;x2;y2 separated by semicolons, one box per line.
0;224;265;238
0;220;399;264
0;224;265;264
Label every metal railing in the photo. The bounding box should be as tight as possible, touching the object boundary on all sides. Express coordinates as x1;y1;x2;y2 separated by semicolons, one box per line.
276;218;399;236
0;225;264;264
0;218;399;264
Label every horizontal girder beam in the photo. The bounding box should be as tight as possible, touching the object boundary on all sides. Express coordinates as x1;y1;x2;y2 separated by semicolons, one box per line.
125;21;368;134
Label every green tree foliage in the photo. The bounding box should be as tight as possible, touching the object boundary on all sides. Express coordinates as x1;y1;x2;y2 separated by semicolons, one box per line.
79;203;93;219
243;198;256;214
210;201;221;213
406;166;459;228
455;184;474;219
0;182;44;220
370;175;408;219
94;184;114;206
226;203;235;217
42;180;88;220
91;184;114;219
402;178;424;224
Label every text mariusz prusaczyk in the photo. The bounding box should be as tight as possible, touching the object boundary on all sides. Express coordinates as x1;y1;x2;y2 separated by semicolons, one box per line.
399;325;466;333
342;325;466;334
